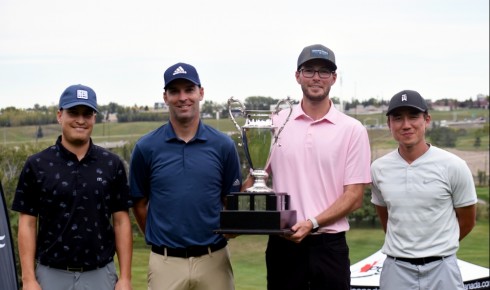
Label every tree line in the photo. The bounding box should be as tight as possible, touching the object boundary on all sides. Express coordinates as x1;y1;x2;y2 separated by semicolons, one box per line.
2;95;488;127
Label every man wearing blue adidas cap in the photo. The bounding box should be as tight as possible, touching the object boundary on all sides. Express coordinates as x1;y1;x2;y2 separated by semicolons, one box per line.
12;84;133;290
130;63;242;290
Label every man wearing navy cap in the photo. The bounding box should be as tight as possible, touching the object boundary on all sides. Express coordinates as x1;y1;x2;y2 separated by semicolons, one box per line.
371;90;477;289
130;63;242;290
12;84;133;290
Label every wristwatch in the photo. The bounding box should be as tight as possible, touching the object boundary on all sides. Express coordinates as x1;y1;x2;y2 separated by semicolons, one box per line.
308;217;319;233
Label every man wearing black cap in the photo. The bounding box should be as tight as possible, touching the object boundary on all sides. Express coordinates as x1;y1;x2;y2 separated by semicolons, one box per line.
12;84;133;290
261;44;372;289
130;63;242;290
371;90;477;289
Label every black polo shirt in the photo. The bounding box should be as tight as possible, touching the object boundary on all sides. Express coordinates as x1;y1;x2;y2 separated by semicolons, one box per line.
12;136;132;268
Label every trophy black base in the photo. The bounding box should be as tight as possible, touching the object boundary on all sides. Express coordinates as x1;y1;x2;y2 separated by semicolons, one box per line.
215;192;297;235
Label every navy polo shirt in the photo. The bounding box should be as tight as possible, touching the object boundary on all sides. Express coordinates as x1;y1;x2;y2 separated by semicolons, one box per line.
12;136;132;268
130;121;242;248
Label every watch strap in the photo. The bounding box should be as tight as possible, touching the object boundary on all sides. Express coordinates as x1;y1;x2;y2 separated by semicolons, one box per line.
308;217;319;232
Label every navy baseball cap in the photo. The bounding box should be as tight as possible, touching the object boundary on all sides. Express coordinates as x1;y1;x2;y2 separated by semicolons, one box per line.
297;44;337;71
164;62;201;89
59;84;98;112
386;90;428;116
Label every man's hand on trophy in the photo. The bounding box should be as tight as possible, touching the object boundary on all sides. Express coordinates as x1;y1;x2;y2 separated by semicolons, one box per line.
284;220;312;243
240;168;255;191
223;233;240;239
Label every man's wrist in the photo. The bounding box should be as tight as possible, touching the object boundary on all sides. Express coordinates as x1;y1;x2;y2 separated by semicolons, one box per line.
308;217;319;232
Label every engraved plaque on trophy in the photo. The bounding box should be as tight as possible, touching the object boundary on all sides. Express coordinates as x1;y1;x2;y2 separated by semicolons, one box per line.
215;97;296;235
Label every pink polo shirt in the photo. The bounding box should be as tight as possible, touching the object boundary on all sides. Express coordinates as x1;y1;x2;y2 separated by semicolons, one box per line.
269;102;371;233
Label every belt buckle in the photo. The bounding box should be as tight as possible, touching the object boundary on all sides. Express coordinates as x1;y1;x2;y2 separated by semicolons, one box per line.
67;267;84;272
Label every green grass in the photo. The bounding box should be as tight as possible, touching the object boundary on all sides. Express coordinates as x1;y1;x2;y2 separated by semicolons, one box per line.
0;119;239;146
476;187;489;202
428;109;489;123
228;235;268;290
459;221;490;266
125;220;489;290
347;228;386;263
1;110;487;150
131;246;150;290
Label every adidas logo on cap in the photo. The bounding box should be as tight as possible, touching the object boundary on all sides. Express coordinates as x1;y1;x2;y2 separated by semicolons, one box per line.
173;66;187;76
164;62;201;89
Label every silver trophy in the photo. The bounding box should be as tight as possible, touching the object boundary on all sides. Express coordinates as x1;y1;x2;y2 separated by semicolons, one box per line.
215;97;296;234
228;96;293;192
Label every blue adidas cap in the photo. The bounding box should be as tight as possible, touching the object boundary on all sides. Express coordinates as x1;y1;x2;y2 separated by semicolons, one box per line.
59;84;98;112
163;62;201;89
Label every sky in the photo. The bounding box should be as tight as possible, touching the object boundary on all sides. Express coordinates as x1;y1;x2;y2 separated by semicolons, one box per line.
0;0;488;109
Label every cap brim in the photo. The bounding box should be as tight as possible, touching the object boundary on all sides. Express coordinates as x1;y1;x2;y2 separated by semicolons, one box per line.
298;58;337;71
164;77;200;89
61;102;98;112
386;105;426;116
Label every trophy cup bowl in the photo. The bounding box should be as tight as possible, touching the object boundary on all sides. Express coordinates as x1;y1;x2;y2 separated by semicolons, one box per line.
241;111;275;193
214;97;297;235
228;97;292;193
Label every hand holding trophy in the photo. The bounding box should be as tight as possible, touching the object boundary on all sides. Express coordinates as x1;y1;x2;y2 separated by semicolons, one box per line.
215;97;297;235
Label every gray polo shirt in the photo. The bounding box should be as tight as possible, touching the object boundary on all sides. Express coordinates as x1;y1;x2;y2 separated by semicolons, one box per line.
371;145;477;258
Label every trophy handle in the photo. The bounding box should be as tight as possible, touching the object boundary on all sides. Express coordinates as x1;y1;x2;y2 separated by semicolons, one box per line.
272;97;293;145
227;96;246;134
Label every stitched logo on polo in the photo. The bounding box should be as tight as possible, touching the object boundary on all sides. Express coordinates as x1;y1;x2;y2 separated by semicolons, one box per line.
77;90;88;99
173;66;187;76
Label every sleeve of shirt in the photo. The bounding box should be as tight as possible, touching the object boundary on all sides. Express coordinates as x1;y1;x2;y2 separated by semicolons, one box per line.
370;161;386;207
344;123;372;185
221;139;242;197
110;156;133;212
129;144;150;201
11;158;39;216
448;157;477;208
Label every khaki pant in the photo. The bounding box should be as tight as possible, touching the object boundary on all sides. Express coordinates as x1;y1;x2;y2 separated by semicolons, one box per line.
148;246;234;290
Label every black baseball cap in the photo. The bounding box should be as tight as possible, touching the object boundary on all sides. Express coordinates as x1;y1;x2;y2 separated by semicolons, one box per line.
386;90;428;116
297;44;337;71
